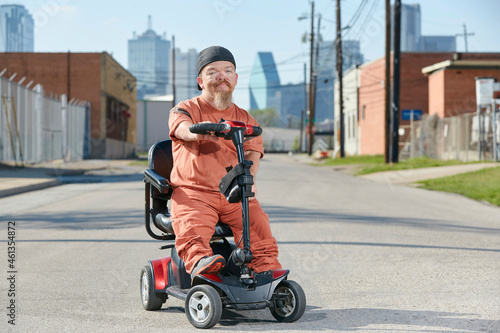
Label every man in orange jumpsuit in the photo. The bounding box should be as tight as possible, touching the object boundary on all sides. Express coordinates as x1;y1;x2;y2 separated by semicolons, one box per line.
168;46;282;280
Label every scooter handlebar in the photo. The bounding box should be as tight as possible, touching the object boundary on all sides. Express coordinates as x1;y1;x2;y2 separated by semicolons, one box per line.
189;121;262;138
189;122;230;135
248;126;262;137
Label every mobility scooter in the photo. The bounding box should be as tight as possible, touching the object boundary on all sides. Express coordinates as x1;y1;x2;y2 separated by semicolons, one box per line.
140;120;306;329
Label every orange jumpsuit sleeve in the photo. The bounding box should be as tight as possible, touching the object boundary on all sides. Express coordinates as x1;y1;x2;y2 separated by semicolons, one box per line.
168;106;194;143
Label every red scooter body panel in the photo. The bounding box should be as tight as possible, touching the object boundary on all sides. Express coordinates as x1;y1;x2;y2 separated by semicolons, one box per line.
150;257;171;291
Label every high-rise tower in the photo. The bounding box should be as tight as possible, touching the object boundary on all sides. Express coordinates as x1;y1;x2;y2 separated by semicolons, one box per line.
170;48;199;102
128;16;170;99
249;52;281;116
0;4;34;52
400;4;421;52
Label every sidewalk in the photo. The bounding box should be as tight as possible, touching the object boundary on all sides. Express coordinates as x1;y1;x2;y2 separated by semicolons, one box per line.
0;159;143;198
285;152;499;185
359;162;499;185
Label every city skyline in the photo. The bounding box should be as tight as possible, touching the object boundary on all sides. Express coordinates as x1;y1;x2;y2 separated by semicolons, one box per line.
128;15;170;99
249;52;281;112
4;0;500;110
0;4;34;52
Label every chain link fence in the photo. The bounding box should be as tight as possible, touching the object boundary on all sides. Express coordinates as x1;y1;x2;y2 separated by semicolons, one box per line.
399;112;500;162
0;75;89;165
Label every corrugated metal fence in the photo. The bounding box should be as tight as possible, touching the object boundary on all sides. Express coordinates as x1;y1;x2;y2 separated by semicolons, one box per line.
0;75;90;165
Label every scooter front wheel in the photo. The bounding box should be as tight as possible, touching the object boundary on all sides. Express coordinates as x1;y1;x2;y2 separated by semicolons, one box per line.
140;265;165;310
185;284;222;329
270;280;306;322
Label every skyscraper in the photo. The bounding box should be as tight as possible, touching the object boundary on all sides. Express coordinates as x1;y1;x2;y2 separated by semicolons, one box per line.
280;83;306;124
128;16;170;100
170;48;199;103
0;4;34;52
342;40;364;71
397;3;456;52
316;40;363;122
249;52;281;116
315;41;336;123
421;36;456;52
400;4;421;52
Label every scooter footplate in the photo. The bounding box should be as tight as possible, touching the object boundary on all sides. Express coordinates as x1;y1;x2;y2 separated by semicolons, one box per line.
196;269;289;306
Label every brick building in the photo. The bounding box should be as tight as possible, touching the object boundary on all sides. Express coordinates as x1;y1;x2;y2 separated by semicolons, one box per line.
423;58;500;118
357;52;500;155
0;52;137;158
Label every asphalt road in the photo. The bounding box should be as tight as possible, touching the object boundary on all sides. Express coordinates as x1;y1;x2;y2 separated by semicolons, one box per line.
1;154;499;332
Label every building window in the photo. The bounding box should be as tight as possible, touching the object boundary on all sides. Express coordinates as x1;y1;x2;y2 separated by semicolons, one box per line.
361;105;366;120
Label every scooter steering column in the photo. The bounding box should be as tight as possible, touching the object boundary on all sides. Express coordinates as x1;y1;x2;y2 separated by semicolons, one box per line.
229;128;255;284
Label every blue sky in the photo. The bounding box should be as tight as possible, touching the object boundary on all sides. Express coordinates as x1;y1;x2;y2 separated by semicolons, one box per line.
12;0;500;109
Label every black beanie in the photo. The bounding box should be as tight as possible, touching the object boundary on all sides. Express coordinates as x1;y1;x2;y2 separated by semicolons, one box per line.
196;46;236;90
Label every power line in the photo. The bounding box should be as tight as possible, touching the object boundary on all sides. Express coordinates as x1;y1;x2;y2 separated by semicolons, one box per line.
343;0;370;36
350;0;381;42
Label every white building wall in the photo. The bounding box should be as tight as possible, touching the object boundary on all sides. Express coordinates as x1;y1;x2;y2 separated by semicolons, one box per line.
334;65;360;155
136;99;173;152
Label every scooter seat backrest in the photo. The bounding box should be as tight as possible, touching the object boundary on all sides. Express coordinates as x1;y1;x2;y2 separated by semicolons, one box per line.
148;140;174;180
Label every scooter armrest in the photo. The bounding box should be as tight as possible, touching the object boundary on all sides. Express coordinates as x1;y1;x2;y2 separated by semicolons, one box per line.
144;169;170;193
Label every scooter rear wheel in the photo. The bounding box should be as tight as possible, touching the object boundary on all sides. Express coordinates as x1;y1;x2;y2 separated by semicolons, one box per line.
140;265;165;310
185;284;222;329
270;280;306;322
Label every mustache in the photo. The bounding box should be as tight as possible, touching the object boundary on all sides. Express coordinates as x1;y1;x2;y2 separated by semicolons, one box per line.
215;79;232;89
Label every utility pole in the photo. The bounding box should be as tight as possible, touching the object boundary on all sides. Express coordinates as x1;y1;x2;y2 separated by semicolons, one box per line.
310;13;321;152
172;35;176;106
307;0;315;156
391;0;401;163
336;0;345;158
384;0;391;163
301;63;307;153
456;24;474;52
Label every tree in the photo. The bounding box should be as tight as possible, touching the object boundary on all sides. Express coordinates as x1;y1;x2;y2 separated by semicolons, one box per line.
249;108;281;127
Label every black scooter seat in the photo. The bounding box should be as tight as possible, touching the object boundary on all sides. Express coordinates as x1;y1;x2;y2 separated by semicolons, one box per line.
154;213;233;238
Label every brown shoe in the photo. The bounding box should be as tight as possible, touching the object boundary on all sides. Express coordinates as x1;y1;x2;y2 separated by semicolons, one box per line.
191;255;225;280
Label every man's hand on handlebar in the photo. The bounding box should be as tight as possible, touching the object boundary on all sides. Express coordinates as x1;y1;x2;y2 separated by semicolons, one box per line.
173;121;219;142
178;120;262;143
195;121;219;142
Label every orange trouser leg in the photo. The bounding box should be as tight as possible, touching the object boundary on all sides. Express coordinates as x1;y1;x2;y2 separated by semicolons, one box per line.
220;198;282;273
171;187;221;273
171;187;282;274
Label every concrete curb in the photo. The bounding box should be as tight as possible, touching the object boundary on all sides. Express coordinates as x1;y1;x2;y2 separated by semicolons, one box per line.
0;179;61;198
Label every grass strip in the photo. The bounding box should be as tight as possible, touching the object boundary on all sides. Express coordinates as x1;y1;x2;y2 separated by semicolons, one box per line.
417;166;500;207
321;155;469;175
